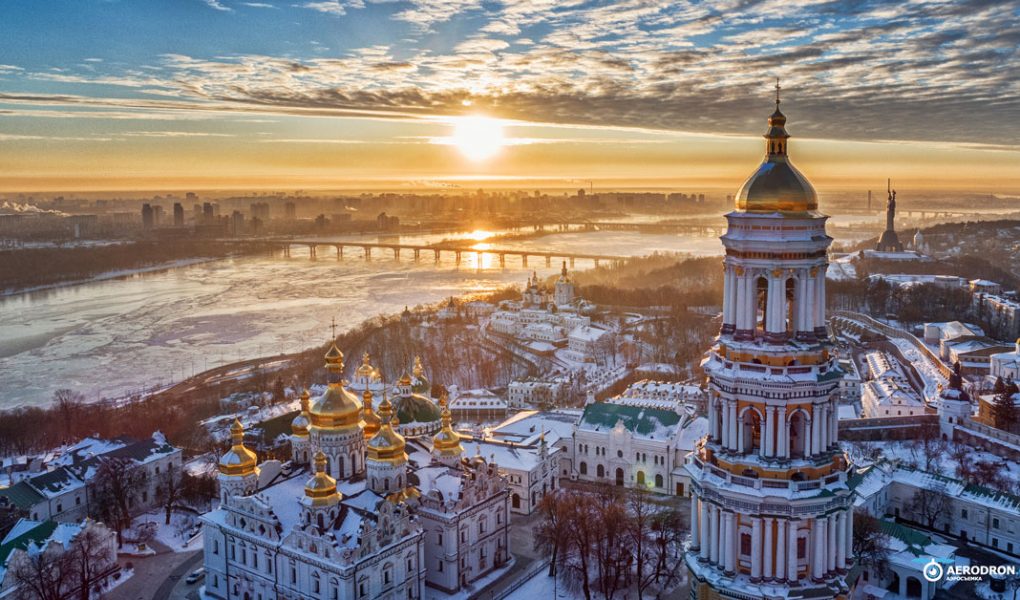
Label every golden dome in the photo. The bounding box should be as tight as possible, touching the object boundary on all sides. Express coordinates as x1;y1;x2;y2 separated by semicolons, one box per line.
291;389;311;436
734;85;817;214
398;372;412;387
361;390;383;440
413;356;425;378
366;394;407;464
432;392;463;458
355;352;380;380
304;451;340;506
310;344;362;430
219;419;258;477
386;486;421;505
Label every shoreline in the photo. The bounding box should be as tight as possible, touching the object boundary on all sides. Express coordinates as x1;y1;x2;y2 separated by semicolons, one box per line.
0;256;223;299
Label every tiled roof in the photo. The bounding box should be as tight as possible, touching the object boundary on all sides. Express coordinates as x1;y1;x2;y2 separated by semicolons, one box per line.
0;520;57;567
0;481;44;510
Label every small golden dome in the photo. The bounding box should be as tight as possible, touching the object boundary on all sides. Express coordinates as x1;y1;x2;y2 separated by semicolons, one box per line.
367;394;407;464
432;392;463;458
361;390;383;440
291;389;311;436
219;419;258;477
413;356;425;378
734;87;817;214
398;372;412;387
310;344;362;430
386;486;421;505
355;352;378;379
304;451;340;506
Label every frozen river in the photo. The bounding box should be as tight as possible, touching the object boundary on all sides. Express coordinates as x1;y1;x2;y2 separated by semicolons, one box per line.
0;229;729;409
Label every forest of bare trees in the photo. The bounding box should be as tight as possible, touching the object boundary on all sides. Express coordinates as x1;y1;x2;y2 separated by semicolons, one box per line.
534;486;687;600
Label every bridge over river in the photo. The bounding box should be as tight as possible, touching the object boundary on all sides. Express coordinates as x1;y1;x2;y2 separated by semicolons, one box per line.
228;239;632;268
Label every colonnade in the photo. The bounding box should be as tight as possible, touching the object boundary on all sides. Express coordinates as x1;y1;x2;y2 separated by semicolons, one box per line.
706;397;840;459
721;264;826;340
690;498;851;582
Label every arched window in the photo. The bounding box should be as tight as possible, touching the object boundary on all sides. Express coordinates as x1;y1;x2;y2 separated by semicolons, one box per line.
789;412;808;458
597;464;605;478
579;462;587;475
615;468;624;486
755;276;769;336
636;471;646;486
741;409;761;454
655;474;664;488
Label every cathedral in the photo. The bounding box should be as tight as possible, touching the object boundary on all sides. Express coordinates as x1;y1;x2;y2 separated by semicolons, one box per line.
685;86;854;600
202;343;511;600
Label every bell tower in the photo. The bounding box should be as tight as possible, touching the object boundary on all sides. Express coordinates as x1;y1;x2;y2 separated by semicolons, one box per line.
686;87;853;600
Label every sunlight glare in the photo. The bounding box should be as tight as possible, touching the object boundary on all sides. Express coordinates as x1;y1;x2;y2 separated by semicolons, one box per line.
452;116;505;162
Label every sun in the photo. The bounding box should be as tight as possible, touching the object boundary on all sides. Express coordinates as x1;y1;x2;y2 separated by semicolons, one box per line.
451;116;505;162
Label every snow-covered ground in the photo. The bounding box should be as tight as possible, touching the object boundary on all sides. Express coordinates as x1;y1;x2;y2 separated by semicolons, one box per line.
129;510;204;553
844;439;1020;484
505;570;583;600
422;558;517;600
888;338;948;401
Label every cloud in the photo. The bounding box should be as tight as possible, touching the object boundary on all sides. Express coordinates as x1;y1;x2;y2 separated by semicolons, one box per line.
1;0;1019;149
201;0;233;11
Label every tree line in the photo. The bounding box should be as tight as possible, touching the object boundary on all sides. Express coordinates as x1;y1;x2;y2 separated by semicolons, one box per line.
534;486;687;600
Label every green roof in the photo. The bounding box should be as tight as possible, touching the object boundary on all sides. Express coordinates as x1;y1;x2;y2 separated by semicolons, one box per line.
255;410;301;443
0;482;44;510
877;519;933;556
396;394;441;424
579;403;681;438
0;520;57;567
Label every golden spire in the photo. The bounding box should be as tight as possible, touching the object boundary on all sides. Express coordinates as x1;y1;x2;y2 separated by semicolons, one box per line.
304;450;340;506
219;418;258;477
366;392;407;464
413;356;424;378
291;389;311;436
432;392;464;458
362;390;382;440
310;337;362;430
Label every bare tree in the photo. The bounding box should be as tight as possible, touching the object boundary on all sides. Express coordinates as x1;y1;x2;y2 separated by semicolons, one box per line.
155;462;182;525
534;490;570;578
52;389;85;444
67;525;116;600
10;547;70;600
909;486;950;530
626;488;656;600
915;423;948;472
90;456;148;546
853;510;891;580
650;506;686;587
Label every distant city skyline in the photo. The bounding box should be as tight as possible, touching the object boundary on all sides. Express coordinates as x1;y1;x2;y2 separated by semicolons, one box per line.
2;0;1019;192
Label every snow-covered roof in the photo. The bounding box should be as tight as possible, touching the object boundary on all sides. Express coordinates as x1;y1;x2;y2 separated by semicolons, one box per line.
487;410;578;447
578;402;683;441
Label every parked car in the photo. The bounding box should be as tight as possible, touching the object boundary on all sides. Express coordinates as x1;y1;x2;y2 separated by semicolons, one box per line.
185;568;205;585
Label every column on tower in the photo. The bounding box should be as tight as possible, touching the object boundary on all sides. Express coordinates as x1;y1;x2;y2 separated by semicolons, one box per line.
763;406;775;458
787;520;799;581
723;511;736;575
766;272;786;340
813;266;827;336
830;400;839;449
801;273;816;339
691;498;701;551
737;408;746;454
720;400;730;449
700;501;711;561
812;516;827;580
778;406;789;459
763;517;774;580
751;517;763;582
810;407;820;456
722;265;736;333
709;504;720;565
728;403;738;452
795;273;809;338
735;268;751;338
827;514;838;574
775;518;787;582
844;509;853;570
818;403;828;451
835;511;846;572
708;395;717;440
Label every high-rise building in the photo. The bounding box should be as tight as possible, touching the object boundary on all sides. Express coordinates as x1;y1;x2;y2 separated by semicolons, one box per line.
686;86;853;600
152;205;165;226
202;202;214;223
284;201;296;220
173;202;184;227
141;203;154;230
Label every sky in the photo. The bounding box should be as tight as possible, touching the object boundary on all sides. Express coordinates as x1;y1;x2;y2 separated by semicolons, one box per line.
1;0;1019;193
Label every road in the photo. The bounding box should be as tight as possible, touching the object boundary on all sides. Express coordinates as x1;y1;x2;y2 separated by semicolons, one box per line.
106;541;201;600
